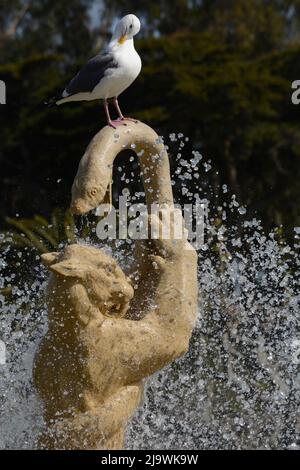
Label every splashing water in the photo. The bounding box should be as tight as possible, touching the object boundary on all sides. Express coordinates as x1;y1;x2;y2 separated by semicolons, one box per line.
0;133;299;450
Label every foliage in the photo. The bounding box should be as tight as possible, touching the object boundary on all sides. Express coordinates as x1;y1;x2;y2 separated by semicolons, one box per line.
0;208;76;254
0;0;300;235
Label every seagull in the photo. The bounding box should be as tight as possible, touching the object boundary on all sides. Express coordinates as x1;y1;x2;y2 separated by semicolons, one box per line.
51;14;142;129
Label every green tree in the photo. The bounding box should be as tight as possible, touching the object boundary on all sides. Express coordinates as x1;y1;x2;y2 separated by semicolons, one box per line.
102;0;300;231
1;0;300;233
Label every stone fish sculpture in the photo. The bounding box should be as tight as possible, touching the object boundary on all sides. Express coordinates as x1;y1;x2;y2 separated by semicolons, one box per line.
33;122;198;450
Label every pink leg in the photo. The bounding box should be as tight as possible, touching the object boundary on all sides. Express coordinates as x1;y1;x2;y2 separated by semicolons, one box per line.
104;100;126;129
113;97;138;123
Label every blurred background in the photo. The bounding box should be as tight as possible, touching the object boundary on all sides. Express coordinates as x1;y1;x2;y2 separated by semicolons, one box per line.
1;2;300;450
0;0;300;235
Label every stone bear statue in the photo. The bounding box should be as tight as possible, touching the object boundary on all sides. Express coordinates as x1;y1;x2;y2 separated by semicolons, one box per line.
33;209;197;449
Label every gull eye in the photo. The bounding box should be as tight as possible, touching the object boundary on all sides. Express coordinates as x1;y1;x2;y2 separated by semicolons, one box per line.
90;188;97;196
130;24;133;29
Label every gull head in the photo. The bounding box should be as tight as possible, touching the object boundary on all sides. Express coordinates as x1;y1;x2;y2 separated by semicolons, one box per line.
113;14;141;45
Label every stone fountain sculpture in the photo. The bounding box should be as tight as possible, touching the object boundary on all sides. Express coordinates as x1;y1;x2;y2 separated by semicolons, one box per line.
33;121;198;449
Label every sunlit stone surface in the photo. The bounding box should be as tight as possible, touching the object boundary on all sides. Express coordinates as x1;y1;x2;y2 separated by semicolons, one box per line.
0;131;299;449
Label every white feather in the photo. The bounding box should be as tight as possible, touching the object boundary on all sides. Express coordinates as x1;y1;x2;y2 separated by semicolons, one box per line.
56;14;142;105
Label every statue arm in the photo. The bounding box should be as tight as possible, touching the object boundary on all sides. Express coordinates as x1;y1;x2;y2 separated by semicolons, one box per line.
100;239;198;383
64;209;197;384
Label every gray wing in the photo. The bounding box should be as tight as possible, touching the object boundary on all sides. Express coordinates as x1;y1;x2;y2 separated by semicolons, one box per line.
63;53;118;97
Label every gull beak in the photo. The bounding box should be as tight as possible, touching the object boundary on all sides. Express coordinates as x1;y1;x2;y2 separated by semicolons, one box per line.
118;34;127;45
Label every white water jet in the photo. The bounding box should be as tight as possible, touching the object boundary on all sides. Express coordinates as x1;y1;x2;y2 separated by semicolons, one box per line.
0;133;299;449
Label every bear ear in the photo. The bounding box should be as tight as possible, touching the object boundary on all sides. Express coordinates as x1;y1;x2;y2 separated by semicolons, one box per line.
41;252;59;267
48;260;84;279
